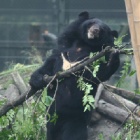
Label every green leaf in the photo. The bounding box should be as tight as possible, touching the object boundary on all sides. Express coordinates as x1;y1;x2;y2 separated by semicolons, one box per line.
129;70;136;76
41;88;54;107
41;88;47;103
134;88;140;94
88;95;95;103
116;60;131;87
77;76;95;112
85;84;93;94
46;96;54;106
99;56;106;63
50;112;58;124
89;52;97;58
92;65;99;77
89;102;95;109
114;35;127;47
83;96;88;105
84;104;91;112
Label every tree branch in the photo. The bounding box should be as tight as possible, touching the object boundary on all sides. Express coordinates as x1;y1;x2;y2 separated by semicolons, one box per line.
0;47;131;117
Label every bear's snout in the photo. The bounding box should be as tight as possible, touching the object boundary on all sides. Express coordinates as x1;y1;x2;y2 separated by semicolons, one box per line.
87;25;100;39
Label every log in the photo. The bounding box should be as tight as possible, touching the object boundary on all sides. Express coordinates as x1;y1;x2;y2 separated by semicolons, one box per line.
97;99;140;123
94;84;140;117
95;84;140;113
105;84;140;104
0;88;37;117
2;84;20;101
11;72;28;94
101;89;140;117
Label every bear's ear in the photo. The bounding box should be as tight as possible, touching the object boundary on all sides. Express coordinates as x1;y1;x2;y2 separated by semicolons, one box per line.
111;30;118;38
78;11;89;19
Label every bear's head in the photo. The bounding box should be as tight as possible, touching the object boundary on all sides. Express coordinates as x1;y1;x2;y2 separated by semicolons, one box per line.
79;18;118;52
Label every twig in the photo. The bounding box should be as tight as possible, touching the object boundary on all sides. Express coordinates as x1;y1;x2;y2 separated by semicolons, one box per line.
43;46;118;83
94;84;104;108
46;79;58;116
115;103;140;134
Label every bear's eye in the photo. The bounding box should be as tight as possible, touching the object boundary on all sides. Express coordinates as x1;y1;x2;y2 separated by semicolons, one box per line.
87;23;95;29
91;21;95;24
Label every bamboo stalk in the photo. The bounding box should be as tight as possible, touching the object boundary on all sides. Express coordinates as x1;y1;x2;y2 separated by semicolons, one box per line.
124;0;140;86
131;0;140;45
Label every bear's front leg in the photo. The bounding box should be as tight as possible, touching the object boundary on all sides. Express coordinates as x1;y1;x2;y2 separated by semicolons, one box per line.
30;56;57;90
96;50;120;82
107;50;120;73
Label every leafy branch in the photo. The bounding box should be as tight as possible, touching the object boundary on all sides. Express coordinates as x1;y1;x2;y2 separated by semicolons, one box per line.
0;46;133;117
77;77;95;112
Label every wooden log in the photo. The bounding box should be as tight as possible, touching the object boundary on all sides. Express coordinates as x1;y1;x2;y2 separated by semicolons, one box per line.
11;72;28;94
3;84;20;101
0;88;37;117
101;89;140;117
97;99;140;123
95;84;140;117
94;84;104;108
105;84;140;104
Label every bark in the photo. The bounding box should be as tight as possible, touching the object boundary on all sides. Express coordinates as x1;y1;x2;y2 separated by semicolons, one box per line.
105;84;140;104
11;72;28;94
0;88;37;117
100;89;140;117
97;99;140;122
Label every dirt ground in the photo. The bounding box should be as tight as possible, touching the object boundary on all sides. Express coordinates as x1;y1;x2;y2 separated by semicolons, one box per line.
88;113;122;140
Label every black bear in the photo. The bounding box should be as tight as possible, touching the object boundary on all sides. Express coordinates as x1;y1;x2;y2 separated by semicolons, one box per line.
57;11;89;49
30;11;120;140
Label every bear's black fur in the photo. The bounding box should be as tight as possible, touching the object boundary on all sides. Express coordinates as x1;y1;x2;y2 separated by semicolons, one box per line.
30;12;120;140
58;11;89;49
